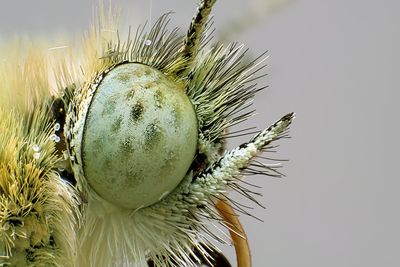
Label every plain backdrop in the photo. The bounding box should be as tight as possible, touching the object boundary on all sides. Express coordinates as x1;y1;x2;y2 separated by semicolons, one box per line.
1;1;399;266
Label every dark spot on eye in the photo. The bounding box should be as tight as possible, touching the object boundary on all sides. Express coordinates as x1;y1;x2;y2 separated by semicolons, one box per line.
102;99;117;116
116;72;131;83
144;67;152;76
103;157;112;169
154;89;164;108
111;116;123;132
91;138;104;152
171;103;182;127
132;67;147;77
130;102;144;121
124;169;144;188
144;122;162;150
120;136;134;154
143;81;158;90
159;151;177;178
125;89;135;100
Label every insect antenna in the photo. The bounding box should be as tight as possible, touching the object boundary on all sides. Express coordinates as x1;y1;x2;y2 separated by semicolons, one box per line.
175;0;217;76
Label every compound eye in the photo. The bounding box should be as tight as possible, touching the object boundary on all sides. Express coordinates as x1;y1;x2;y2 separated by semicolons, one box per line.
79;63;198;209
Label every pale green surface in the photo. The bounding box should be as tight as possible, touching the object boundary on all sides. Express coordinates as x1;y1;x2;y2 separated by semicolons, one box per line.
82;63;198;209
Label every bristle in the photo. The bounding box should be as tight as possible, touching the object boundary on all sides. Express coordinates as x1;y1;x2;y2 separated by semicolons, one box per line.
187;43;268;144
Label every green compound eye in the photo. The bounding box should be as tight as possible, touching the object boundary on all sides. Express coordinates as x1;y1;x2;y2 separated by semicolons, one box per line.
79;63;198;209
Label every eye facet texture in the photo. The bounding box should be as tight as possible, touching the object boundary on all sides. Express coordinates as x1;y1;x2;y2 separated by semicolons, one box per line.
80;63;198;209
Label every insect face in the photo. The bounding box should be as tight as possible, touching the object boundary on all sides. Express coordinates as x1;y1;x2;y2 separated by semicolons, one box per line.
0;0;294;266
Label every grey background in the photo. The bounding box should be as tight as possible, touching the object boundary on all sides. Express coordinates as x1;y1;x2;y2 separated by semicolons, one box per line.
1;0;399;266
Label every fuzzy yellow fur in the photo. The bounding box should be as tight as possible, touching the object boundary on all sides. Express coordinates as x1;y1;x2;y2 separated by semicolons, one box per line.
0;6;117;267
0;106;79;266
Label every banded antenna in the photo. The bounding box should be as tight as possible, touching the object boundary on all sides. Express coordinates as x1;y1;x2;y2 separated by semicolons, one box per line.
175;0;217;76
